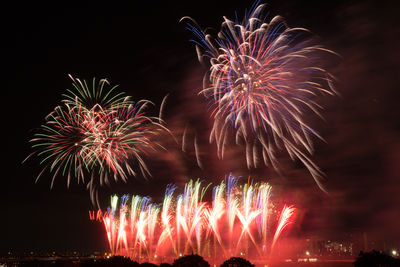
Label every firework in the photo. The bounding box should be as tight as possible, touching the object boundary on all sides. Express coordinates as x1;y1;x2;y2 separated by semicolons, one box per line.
183;3;337;191
271;205;295;252
63;75;131;112
27;76;168;199
81;98;159;184
27;103;93;188
97;175;295;264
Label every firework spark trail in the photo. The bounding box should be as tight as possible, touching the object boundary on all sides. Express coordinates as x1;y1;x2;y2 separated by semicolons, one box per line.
157;185;177;256
103;216;113;253
178;180;209;255
255;183;272;249
176;194;183;257
205;181;227;257
271;205;296;252
146;204;160;260
116;195;129;254
226;174;239;254
182;4;338;192
102;195;120;254
63;75;129;111
235;183;262;256
26;104;92;188
97;175;295;262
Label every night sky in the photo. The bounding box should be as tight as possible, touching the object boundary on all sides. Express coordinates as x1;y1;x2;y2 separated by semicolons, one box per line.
3;0;400;255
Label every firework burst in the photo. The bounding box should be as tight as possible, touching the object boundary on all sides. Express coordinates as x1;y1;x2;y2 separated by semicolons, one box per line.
183;3;337;191
26;76;169;200
94;175;296;263
28;103;92;188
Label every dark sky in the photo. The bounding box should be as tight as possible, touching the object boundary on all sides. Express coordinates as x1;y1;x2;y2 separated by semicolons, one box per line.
3;0;400;255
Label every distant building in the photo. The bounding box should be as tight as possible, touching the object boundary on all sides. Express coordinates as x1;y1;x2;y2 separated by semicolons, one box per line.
300;235;354;258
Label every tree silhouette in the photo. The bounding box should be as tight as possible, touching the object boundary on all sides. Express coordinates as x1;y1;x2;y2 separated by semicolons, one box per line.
354;250;400;267
159;263;173;267
172;254;210;267
220;257;255;267
140;262;158;267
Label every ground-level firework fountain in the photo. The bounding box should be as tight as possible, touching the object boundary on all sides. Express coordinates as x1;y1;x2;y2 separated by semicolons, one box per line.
91;175;295;264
